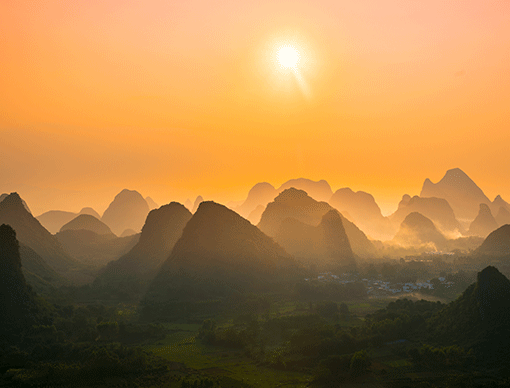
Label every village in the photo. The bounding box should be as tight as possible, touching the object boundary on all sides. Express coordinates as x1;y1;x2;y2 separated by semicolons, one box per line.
306;272;456;296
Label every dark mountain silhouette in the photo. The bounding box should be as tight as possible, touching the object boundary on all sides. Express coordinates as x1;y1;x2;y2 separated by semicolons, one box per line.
79;207;100;218
390;195;462;236
1;193;31;213
420;168;491;222
0;224;43;331
258;188;376;257
96;203;192;289
36;210;77;234
60;214;114;236
247;204;265;225
429;266;510;357
0;193;78;273
329;187;393;240
236;182;277;218
495;207;510;227
19;243;68;293
120;228;137;237
274;210;355;269
468;204;498;238
101;189;150;235
474;224;510;256
277;178;333;202
192;195;204;213
392;212;447;250
145;196;158;210
56;230;138;268
145;201;301;302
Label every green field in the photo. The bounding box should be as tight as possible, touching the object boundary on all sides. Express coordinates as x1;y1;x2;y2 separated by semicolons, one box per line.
147;331;312;387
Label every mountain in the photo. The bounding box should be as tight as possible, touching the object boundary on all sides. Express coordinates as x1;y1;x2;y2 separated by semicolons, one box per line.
79;207;100;218
1;193;31;213
145;201;301;303
258;188;376;257
495;207;510;227
184;199;193;211
236;182;277;218
19;243;68;294
120;228;137;237
0;193;78;273
0;224;43;332
390;195;462;236
258;188;333;237
329;187;393;240
468;203;498;238
474;224;510;257
274;210;355;269
145;196;158;210
428;266;510;358
37;207;101;234
56;230;139;268
192;195;204;213
420;168;491;222
101;189;150;235
392;212;447;250
36;210;78;234
491;195;510;216
60;214;114;236
247;204;265;225
95;203;192;290
277;178;333;202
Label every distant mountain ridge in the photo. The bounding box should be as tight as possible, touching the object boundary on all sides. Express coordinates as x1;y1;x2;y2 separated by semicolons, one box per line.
329;187;393;240
101;189;150;235
468;204;499;238
60;214;114;236
392;212;447;250
274;209;355;269
420;168;491;222
259;188;376;257
390;195;462;236
37;207;101;234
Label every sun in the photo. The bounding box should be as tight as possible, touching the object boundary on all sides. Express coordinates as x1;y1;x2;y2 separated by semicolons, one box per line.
277;45;300;69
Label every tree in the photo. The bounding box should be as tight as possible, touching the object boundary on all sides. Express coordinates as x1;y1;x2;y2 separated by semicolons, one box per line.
350;350;371;376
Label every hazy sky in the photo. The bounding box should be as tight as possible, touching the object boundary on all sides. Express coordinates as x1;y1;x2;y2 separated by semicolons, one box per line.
1;1;509;216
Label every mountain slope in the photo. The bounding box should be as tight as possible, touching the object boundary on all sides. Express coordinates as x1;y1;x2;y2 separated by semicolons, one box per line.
259;188;376;257
96;203;192;289
0;193;78;273
60;214;114;236
0;224;43;332
329;187;393;240
236;182;277;218
468;203;498;238
392;212;447;250
145;201;301;302
474;224;510;256
420;168;491;222
274;210;355;269
101;189;150;235
390;195;462;236
277;178;333;202
428;266;510;357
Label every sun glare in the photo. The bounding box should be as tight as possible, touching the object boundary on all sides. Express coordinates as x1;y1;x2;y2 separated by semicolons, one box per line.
277;45;300;69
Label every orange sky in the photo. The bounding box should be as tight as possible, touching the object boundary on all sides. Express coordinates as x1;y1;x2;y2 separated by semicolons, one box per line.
1;1;510;216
